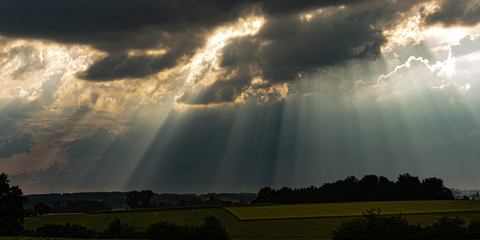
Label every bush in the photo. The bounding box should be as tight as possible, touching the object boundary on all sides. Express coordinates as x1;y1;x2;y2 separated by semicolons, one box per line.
465;219;480;239
425;217;466;240
146;221;188;240
145;215;229;240
27;214;229;239
103;218;138;239
331;209;480;240
34;222;99;238
331;209;422;240
198;215;229;240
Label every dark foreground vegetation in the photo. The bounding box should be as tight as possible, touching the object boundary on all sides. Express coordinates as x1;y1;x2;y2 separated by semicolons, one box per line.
254;173;454;204
3;172;477;240
331;209;480;240
1;173;229;239
24;216;229;240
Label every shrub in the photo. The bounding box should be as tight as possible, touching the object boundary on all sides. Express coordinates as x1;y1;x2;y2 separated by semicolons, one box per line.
331;209;422;240
465;219;480;239
198;215;229;240
146;221;188;240
34;222;98;238
103;218;138;239
425;217;466;240
145;215;229;240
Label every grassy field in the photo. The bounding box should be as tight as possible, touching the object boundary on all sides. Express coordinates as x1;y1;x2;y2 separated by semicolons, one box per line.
22;200;480;240
224;200;480;220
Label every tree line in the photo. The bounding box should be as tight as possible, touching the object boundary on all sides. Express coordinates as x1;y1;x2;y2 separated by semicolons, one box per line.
29;190;236;215
253;173;454;204
126;190;237;209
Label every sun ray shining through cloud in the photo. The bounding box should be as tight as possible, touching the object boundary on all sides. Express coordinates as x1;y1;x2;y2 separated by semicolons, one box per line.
2;0;480;194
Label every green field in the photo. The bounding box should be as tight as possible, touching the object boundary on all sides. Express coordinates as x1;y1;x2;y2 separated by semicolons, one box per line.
22;201;480;240
225;200;480;220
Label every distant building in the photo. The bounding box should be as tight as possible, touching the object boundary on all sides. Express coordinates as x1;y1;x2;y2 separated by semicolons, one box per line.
24;208;38;217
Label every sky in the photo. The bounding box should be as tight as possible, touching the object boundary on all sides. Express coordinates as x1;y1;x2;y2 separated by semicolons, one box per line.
1;0;480;194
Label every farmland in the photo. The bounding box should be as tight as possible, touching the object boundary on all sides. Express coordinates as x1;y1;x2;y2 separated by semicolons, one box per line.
23;200;480;240
224;200;480;220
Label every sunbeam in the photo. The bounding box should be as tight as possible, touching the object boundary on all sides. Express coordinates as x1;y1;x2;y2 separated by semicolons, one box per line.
1;0;480;194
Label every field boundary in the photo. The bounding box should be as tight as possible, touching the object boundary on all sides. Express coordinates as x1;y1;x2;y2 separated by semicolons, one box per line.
223;208;480;222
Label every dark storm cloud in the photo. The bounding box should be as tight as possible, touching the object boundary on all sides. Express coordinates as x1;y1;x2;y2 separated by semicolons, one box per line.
424;0;480;26
257;12;385;82
0;0;419;82
0;0;256;81
0;0;359;42
181;0;426;104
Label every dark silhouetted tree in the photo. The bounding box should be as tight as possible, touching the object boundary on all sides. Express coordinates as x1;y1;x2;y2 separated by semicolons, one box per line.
0;173;28;236
126;190;153;209
34;202;51;215
199;215;229;240
51;201;65;213
421;177;453;200
103;218;137;239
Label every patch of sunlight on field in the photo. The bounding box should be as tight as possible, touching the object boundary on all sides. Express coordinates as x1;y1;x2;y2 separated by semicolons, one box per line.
225;200;480;220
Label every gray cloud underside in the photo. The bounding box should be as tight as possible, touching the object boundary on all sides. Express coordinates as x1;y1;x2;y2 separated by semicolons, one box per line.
0;117;36;158
180;0;425;104
0;0;433;85
1;0;479;100
425;0;480;26
452;35;480;57
0;0;359;81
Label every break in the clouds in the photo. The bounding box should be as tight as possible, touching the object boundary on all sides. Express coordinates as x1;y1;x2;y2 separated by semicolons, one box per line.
2;0;480;194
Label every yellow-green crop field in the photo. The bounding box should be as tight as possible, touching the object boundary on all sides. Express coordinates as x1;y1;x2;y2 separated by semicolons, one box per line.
224;200;480;220
22;200;480;240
